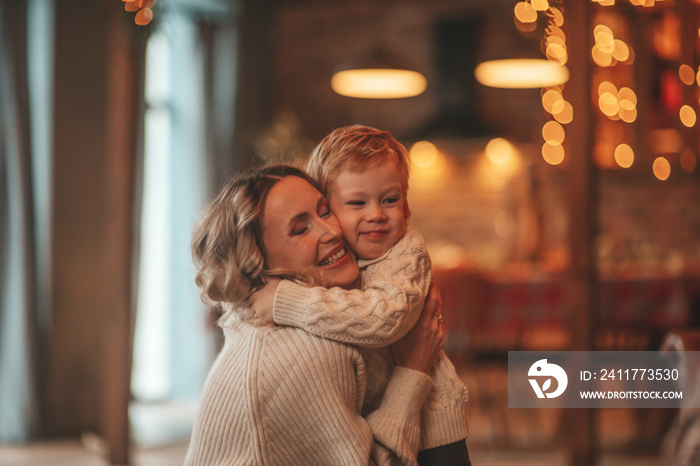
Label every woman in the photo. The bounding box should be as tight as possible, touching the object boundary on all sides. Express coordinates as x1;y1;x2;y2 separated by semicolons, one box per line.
185;165;445;465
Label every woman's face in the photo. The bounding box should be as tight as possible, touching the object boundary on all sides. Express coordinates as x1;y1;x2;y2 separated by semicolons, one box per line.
261;176;359;288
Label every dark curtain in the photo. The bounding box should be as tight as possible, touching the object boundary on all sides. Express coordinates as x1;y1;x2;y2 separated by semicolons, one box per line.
0;0;41;442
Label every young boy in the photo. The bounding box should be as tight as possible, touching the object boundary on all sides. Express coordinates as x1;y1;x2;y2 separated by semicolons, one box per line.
249;125;470;463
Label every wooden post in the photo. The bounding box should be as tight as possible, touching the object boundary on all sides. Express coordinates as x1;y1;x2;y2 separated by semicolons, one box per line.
564;0;598;464
101;9;146;465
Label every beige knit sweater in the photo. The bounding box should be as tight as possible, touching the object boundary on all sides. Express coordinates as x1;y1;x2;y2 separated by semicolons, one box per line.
184;312;434;466
273;230;469;450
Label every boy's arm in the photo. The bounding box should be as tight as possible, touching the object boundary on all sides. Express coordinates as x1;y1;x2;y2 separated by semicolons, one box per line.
367;367;433;466
275;230;431;347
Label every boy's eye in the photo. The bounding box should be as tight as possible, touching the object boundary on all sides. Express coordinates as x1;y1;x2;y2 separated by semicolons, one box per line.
383;197;399;205
348;201;365;206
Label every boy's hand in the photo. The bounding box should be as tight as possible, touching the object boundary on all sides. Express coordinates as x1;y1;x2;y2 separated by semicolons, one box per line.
247;278;281;327
390;281;445;374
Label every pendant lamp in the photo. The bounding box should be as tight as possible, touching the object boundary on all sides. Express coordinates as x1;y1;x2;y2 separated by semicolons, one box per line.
331;47;428;99
474;58;569;89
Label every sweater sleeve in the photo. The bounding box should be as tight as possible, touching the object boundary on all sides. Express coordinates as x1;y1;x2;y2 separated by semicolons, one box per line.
272;230;432;347
366;367;434;466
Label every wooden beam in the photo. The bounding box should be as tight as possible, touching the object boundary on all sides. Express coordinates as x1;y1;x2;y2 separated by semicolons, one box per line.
100;10;146;465
564;1;598;464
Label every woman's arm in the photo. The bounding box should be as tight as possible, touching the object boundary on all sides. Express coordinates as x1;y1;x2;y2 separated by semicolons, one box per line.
366;285;445;465
249;230;431;346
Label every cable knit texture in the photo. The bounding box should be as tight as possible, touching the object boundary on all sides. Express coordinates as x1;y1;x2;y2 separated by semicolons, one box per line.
273;230;470;449
184;312;434;466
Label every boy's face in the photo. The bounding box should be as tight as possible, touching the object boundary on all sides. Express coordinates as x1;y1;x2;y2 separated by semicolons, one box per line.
327;160;410;260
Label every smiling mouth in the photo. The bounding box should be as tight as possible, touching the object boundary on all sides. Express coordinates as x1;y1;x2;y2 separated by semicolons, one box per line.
361;231;388;238
319;248;346;266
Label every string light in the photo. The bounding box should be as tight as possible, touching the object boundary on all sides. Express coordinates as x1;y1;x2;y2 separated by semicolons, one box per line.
122;0;156;26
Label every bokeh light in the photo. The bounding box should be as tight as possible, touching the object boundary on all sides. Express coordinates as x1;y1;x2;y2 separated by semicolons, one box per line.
542;141;565;165
410;141;439;168
485;138;516;165
514;1;538;23
679;64;696;85
531;0;549;12
653;157;671;180
614;143;634;168
542;120;565;144
680;105;697;127
553;101;574;124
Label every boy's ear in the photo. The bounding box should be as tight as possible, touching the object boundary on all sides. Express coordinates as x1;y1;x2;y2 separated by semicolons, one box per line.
403;200;412;219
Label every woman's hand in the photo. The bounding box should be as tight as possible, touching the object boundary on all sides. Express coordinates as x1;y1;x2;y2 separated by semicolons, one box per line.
390;281;445;374
247;277;281;327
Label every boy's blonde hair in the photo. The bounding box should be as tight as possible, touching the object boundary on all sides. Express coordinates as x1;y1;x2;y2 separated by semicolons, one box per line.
191;164;319;305
306;125;410;197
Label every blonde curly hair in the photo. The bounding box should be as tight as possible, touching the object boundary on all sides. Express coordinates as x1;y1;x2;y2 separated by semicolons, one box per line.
306;125;410;198
191;164;319;306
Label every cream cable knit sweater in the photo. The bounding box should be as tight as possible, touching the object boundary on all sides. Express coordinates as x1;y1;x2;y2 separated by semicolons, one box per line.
273;230;469;450
184;312;434;466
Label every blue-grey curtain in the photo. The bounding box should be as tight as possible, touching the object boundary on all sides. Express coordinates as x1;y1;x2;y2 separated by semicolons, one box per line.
0;0;41;443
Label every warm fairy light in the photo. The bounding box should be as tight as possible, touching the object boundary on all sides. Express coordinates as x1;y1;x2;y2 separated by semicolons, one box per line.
697;67;700;86
550;8;564;27
514;1;538;23
409;141;439;168
680;149;697;173
680;65;696;85
475;59;570;89
546;42;568;65
545;29;568;65
614;143;634;168
542;89;565;114
598;81;617;96
599;92;619;117
532;0;549;11
542;141;565;165
592;25;633;67
618;105;637;123
596;84;637;122
618;87;638;123
135;7;153;25
653;157;671;180
553;101;574;124
331;69;428;99
542;120;565;144
123;0;156;26
611;40;630;62
485;138;515;164
618;87;637;105
680;105;697;127
592;46;613;67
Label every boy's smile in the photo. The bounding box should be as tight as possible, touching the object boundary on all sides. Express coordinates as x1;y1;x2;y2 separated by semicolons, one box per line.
327;160;410;260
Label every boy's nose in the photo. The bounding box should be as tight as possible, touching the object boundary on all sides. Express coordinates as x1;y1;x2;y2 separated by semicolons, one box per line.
366;205;387;222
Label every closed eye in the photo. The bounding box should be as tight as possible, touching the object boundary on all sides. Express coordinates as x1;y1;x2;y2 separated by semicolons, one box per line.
348;200;365;206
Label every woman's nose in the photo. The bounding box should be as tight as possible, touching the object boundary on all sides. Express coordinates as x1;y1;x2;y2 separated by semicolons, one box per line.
319;216;342;242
